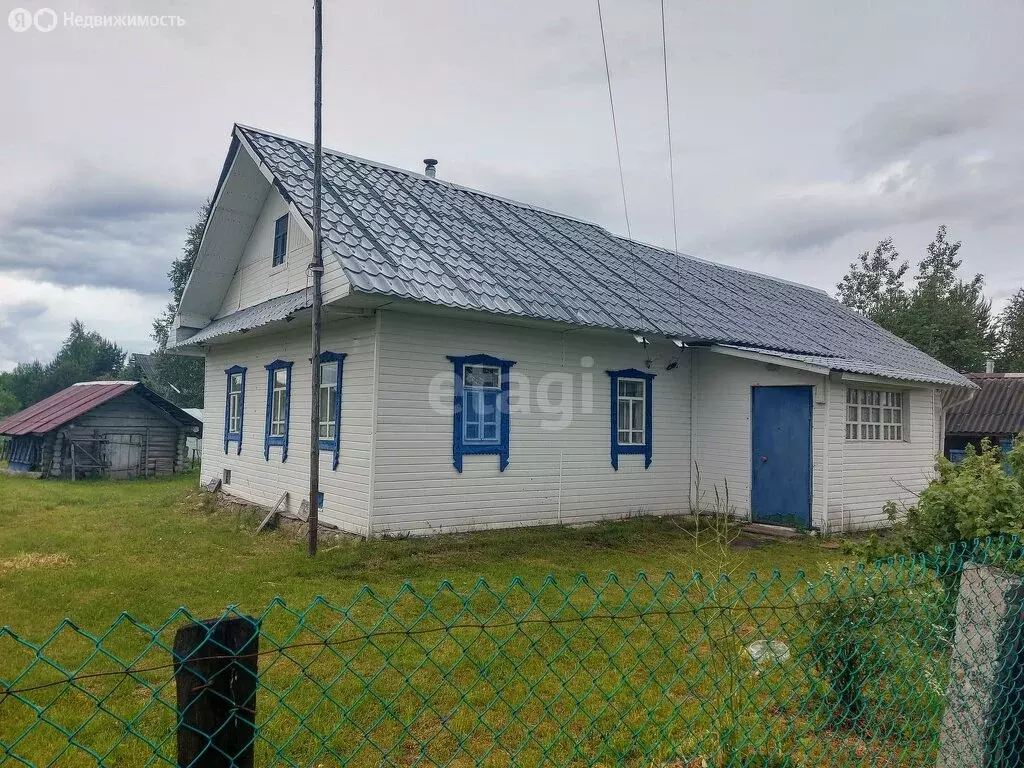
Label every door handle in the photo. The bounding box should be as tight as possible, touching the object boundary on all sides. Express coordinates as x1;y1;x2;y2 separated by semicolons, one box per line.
761;456;768;463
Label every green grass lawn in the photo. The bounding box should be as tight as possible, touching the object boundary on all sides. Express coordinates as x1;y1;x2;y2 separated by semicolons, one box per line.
6;472;937;767
0;472;837;637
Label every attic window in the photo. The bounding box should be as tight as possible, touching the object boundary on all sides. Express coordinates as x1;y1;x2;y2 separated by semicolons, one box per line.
272;214;288;267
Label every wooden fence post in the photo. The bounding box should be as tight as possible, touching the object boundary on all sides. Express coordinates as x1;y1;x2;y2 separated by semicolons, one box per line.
173;616;259;768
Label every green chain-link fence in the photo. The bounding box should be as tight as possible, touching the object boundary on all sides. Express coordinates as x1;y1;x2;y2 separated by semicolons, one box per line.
3;538;1024;766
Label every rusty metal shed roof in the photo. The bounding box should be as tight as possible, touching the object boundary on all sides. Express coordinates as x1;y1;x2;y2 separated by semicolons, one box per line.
0;381;201;437
946;373;1024;436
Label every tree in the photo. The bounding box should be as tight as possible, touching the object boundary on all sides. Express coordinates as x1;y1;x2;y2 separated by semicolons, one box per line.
837;226;997;372
997;288;1024;372
836;237;910;330
0;384;18;417
0;323;126;411
0;361;44;410
42;320;126;394
148;200;210;408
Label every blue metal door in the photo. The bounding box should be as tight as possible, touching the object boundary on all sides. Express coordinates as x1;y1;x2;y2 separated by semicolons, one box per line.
751;386;813;527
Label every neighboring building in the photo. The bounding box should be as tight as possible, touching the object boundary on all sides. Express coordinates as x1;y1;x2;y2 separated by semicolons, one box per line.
183;408;204;465
945;372;1024;460
168;124;975;536
0;381;202;478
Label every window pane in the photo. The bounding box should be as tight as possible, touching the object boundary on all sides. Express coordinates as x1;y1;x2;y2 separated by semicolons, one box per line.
465;422;481;440
466;389;481;425
894;393;902;407
847;388;855;404
631;400;645;438
483;423;498;440
482;389;499;426
871;408;880;422
619;379;643;398
618;429;631;444
320;362;337;382
895;425;902;440
618;399;631;430
274;368;287;389
861;424;868;440
230;374;242;393
848;406;858;421
465;365;500;388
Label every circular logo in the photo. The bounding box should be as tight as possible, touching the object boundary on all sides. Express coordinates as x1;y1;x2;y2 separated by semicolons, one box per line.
8;8;33;31
34;8;58;32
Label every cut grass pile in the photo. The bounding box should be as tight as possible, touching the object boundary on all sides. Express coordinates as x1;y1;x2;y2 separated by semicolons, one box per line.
1;472;941;766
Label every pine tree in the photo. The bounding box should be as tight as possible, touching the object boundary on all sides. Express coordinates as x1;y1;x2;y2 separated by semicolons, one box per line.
997;288;1024;372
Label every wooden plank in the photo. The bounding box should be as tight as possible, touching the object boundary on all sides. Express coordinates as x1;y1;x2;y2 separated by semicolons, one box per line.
173;616;259;767
256;492;288;534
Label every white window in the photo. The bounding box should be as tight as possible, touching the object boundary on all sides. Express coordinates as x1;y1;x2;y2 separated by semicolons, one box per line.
617;378;646;445
319;361;338;441
270;368;288;437
846;388;904;441
228;373;243;435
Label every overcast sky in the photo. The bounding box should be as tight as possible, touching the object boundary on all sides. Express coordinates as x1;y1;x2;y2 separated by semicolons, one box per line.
2;0;1023;371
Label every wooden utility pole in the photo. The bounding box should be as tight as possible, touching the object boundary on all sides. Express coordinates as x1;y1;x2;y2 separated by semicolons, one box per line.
308;0;324;557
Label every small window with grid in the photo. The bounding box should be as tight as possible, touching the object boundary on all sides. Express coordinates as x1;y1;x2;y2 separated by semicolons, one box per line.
845;388;905;441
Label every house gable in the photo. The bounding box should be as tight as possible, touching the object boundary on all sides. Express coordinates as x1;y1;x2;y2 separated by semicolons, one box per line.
174;131;349;345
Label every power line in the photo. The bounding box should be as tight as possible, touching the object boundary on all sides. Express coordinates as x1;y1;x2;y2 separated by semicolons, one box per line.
595;0;648;340
659;0;683;339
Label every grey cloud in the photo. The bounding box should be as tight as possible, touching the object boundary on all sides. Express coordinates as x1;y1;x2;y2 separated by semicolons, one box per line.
841;91;1002;168
0;176;203;294
700;150;1024;257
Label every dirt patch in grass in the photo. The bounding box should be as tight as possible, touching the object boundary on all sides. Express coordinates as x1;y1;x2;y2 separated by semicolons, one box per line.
0;552;74;574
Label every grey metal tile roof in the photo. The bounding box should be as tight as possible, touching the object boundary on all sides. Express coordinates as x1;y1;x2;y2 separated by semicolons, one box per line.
232;125;972;389
182;288;311;346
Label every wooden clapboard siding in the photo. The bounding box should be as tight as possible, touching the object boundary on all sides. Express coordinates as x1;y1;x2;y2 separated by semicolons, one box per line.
216;187;348;319
200;316;376;535
367;311;691;536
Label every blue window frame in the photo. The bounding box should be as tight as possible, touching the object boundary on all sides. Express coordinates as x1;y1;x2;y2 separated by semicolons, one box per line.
272;214;288;267
607;368;655;470
264;359;293;461
318;351;347;470
224;365;246;454
447;354;516;472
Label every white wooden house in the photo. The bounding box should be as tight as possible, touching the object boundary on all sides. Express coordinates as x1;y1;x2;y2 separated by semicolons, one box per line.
169;125;975;536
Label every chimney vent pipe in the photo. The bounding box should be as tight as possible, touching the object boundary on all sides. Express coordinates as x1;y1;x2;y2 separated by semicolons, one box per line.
423;158;438;178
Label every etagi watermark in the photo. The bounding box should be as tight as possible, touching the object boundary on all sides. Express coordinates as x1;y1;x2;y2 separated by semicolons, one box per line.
427;356;598;431
8;8;186;32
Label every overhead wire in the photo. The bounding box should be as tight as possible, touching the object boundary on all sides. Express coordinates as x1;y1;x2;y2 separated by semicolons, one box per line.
659;0;684;346
595;0;650;351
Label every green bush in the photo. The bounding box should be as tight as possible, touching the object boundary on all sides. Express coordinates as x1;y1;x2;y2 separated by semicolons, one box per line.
865;436;1024;559
803;573;951;735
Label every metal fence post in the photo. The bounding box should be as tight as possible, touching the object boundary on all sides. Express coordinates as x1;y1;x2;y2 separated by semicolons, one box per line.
173;616;259;768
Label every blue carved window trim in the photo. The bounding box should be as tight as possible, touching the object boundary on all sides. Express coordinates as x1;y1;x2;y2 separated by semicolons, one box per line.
607;368;655;470
264;359;293;461
447;353;516;472
224;365;246;455
272;214;288;267
318;351;347;470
